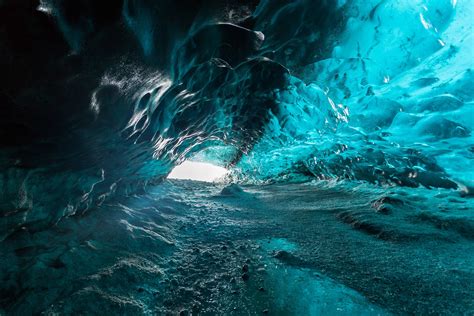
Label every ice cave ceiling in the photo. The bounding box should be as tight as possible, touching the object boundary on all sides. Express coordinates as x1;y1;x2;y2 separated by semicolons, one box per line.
0;0;473;237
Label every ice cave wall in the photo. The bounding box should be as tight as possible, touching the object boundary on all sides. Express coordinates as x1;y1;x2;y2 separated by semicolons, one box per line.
0;0;472;238
233;0;473;190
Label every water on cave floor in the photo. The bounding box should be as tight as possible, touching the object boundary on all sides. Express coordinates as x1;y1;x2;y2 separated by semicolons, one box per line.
1;180;472;315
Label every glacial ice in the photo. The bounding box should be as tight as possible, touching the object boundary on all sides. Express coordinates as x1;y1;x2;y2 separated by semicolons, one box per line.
0;0;473;314
1;0;473;232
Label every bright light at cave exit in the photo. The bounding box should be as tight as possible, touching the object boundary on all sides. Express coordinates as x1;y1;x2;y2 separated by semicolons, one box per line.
167;161;229;182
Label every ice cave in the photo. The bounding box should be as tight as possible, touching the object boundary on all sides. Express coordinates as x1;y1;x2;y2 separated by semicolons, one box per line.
0;0;473;314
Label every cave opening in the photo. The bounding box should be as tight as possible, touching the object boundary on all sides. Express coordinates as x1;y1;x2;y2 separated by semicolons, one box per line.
167;160;229;182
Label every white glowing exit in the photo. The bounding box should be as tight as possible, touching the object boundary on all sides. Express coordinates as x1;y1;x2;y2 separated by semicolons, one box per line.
167;161;228;182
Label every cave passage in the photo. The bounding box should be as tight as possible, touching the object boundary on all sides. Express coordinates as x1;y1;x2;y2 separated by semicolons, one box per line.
0;0;473;315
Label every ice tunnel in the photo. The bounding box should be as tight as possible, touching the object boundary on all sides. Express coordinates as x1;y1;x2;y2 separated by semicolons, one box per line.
0;0;473;314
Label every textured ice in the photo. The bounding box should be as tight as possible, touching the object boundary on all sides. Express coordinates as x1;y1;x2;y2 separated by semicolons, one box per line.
1;180;473;314
0;0;473;314
1;0;473;233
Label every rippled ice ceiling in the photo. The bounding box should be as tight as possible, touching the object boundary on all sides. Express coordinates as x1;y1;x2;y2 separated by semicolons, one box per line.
0;0;473;236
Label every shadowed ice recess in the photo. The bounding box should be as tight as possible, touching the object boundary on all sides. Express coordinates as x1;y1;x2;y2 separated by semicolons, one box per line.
0;0;473;314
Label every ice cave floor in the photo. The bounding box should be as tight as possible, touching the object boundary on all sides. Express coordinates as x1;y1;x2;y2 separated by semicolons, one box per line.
1;180;473;315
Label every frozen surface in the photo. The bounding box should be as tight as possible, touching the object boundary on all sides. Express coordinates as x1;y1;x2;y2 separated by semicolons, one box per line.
1;0;473;235
0;0;473;313
1;180;473;314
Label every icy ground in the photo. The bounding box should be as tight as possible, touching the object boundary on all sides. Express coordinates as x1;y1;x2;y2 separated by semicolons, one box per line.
1;180;473;315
